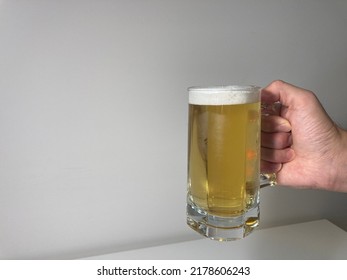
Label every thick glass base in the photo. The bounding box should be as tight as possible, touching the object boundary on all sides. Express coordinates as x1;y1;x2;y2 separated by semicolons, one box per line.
187;201;259;241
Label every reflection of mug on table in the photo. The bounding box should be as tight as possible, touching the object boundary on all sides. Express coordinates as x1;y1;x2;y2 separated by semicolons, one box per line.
187;85;276;241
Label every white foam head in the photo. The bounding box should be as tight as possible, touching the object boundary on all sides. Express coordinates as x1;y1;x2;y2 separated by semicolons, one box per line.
188;85;260;105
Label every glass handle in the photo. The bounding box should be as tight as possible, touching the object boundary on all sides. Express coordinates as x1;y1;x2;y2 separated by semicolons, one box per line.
260;173;277;188
260;101;281;188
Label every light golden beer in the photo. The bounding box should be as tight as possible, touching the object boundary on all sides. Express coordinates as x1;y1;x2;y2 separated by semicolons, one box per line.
188;102;260;216
187;85;261;240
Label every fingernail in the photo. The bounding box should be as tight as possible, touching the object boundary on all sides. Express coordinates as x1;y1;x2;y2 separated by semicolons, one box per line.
286;148;295;161
279;120;292;132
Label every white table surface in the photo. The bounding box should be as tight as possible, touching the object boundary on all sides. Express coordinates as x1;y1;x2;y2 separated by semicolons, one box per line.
83;220;347;259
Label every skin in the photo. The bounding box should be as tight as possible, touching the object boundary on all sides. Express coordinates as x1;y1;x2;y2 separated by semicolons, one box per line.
260;80;347;192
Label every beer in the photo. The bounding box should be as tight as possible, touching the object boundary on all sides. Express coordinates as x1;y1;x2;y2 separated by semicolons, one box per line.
188;102;260;216
187;86;261;240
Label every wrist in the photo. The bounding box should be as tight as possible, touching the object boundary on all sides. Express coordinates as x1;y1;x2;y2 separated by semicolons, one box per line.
330;127;347;192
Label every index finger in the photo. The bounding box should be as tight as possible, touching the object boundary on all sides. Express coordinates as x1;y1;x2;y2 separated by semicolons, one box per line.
261;80;316;109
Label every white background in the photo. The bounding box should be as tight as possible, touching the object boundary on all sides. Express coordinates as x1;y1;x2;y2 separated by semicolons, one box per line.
1;0;347;259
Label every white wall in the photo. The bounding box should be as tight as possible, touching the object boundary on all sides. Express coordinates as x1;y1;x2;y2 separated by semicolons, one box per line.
1;0;347;259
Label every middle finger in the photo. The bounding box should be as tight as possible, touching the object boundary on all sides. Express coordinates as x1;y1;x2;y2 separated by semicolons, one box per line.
261;132;292;149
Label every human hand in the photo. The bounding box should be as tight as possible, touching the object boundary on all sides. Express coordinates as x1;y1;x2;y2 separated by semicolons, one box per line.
261;80;347;192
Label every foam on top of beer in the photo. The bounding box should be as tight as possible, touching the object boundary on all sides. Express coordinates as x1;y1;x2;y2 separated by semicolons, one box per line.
189;85;260;105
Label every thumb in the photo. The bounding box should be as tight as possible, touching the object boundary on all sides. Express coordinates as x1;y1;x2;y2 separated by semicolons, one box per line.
261;80;318;108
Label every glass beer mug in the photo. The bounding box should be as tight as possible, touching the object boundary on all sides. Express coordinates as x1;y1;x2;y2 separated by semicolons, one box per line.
186;85;276;241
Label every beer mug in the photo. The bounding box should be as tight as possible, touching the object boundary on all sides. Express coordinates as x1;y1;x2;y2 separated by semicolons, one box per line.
187;85;276;241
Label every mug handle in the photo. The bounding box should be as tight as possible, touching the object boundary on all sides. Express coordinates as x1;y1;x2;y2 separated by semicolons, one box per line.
260;173;277;188
260;101;282;188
